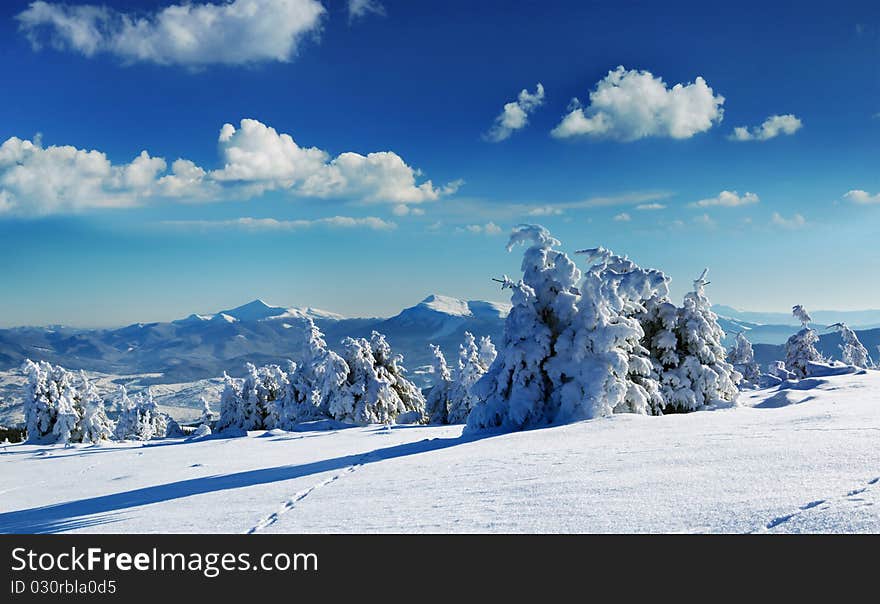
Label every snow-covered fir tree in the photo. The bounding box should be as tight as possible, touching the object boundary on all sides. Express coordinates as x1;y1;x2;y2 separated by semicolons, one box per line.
77;371;115;443
282;318;349;425
829;323;871;368
728;332;760;387
447;332;497;424
330;331;425;425
52;390;80;445
114;387;172;440
21;360;90;444
792;304;812;327
785;305;823;378
467;225;580;431
549;246;669;421
113;385;138;440
424;344;453;424
468;227;742;432
216;364;288;432
199;396;214;426
660;269;740;411
21;359;71;443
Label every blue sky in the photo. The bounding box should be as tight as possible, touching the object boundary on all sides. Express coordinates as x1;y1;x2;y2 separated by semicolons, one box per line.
0;0;878;326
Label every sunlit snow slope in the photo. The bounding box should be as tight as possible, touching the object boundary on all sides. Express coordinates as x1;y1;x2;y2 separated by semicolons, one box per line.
2;370;879;534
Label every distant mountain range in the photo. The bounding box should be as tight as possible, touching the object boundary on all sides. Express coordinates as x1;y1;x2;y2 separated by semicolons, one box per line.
0;296;508;387
0;296;876;389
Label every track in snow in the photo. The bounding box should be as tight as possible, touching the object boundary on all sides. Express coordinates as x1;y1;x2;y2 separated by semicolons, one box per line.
246;458;367;534
758;476;880;533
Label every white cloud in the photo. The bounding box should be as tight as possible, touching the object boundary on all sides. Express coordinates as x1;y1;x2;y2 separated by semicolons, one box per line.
214;119;455;204
484;83;545;142
729;114;802;141
771;212;806;229
392;204;426;216
0;118;457;215
348;0;385;21
844;190;880;204
635;203;665;210
691;190;759;208
613;212;631;222
16;0;325;67
164;215;396;231
526;206;564;216
458;221;503;235
550;66;724;141
0;136;172;214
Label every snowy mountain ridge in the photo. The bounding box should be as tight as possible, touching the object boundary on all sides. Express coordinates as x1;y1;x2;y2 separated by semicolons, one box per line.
173;299;347;324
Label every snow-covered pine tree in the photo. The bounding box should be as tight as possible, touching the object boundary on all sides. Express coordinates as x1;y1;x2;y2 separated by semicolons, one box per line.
52;390;80;445
114;387;172;441
199;396;214;426
478;336;497;370
661;269;740;412
214;363;288;432
728;332;760;387
113;385;139;440
330;331;425;425
829;323;871;368
549;247;669;421
785;305;823;378
424;344;453;424
467;225;580;431
283;318;349;426
78;371;115;443
21;360;82;444
22;359;59;443
447;332;497;424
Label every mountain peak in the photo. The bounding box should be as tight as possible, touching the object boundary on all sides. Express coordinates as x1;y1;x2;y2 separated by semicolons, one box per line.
220;299;287;322
418;294;472;317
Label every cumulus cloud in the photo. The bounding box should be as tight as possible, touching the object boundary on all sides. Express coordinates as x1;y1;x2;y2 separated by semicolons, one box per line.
0;118;457;215
0;136;176;214
771;212;806;229
612;212;631;222
729;114;802;141
690;190;759;208
16;0;325;67
635;203;665;210
484;83;545;142
844;190;880;204
214;119;455;204
550;66;724;141
348;0;385;21
164;215;396;231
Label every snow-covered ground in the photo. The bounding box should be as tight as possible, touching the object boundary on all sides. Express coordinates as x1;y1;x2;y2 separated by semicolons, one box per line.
2;370;879;534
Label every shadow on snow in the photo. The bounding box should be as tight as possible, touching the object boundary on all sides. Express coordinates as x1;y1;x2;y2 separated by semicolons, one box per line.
0;432;488;534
